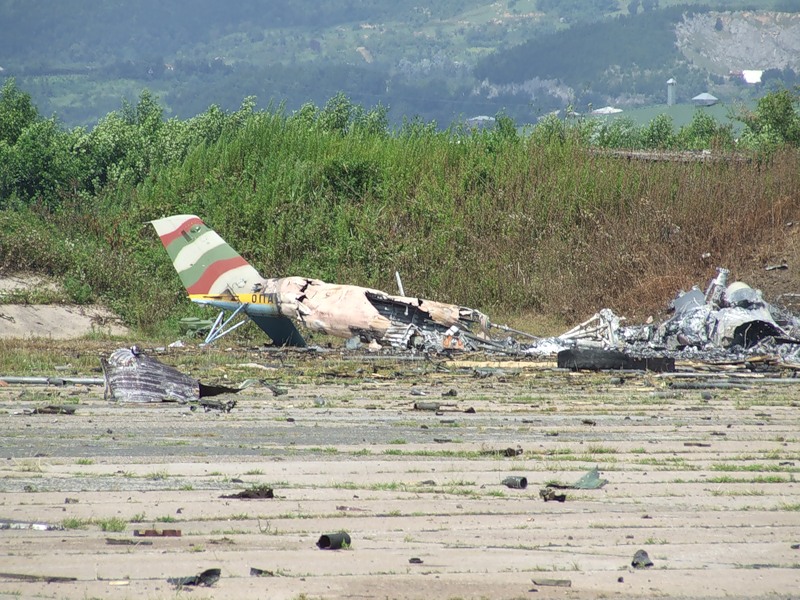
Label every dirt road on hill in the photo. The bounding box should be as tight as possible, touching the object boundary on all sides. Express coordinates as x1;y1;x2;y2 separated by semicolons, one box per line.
1;350;799;599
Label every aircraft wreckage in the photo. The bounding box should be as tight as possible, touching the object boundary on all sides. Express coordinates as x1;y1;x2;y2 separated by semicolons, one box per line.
151;215;497;350
527;267;800;364
152;215;800;362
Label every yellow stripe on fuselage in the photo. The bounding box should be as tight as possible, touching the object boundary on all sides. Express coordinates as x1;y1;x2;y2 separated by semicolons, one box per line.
188;293;279;306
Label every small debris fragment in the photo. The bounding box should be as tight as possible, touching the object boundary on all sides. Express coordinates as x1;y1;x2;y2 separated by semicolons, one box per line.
442;388;458;397
317;532;351;549
25;405;76;415
684;442;712;447
539;488;566;502
64;497;79;504
105;538;152;546
0;519;62;531
413;401;441;411
502;476;528;489
631;549;654;569
168;567;221;587
250;567;275;577
409;557;423;564
200;398;237;412
133;529;181;537
220;485;274;499
531;578;572;587
0;572;77;583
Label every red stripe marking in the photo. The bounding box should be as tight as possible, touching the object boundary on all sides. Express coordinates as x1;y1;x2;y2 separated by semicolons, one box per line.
158;216;204;248
186;256;250;295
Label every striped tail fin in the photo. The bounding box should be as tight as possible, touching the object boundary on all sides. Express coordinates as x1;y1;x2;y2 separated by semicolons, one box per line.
150;215;262;298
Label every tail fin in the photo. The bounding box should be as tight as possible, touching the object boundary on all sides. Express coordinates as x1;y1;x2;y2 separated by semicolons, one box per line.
150;215;262;298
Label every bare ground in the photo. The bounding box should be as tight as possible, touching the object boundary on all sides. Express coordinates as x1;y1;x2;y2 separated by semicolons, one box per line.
0;347;799;600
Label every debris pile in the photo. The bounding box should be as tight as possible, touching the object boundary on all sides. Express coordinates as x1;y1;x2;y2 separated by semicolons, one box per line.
526;268;800;363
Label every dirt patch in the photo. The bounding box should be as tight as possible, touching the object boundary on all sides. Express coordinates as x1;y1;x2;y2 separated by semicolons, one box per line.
0;347;798;599
0;273;129;339
0;304;129;339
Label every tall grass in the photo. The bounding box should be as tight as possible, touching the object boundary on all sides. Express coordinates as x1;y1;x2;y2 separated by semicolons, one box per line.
3;110;799;333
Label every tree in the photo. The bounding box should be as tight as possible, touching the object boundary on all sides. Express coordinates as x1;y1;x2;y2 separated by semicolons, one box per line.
0;78;40;145
739;88;800;146
628;0;640;16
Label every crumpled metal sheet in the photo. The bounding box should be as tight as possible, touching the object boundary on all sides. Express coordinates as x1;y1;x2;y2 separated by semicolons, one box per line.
101;347;199;403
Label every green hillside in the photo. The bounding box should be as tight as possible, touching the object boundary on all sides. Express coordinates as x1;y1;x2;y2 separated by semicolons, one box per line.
1;1;797;128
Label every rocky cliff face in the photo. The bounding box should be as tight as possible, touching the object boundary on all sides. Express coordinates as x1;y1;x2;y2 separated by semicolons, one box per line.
676;11;800;74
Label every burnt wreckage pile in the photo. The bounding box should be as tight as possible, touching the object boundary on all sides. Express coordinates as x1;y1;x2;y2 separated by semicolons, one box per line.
524;268;800;365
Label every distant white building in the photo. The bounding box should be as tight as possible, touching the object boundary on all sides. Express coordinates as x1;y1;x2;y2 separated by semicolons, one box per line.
692;93;718;106
591;106;623;115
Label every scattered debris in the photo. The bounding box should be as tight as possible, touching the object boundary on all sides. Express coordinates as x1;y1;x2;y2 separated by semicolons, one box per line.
24;405;77;415
409;557;424;564
64;497;79;504
316;532;351;549
631;549;654;569
102;346;239;404
0;376;103;386
199;398;237;412
0;572;77;583
250;567;276;577
502;476;528;489
336;505;369;512
531;578;572;587
168;567;221;587
220;485;274;499
0;519;62;531
105;538;152;546
482;446;524;458
558;348;675;372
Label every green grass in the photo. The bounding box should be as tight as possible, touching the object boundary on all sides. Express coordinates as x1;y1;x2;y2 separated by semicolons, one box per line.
155;515;177;523
96;517;127;532
61;517;90;530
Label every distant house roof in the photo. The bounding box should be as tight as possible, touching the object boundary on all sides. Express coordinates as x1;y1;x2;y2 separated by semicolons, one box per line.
591;106;623;115
692;93;719;106
742;70;763;84
466;115;495;129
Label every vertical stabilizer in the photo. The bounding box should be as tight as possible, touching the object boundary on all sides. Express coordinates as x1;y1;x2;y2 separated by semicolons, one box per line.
150;215;262;297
